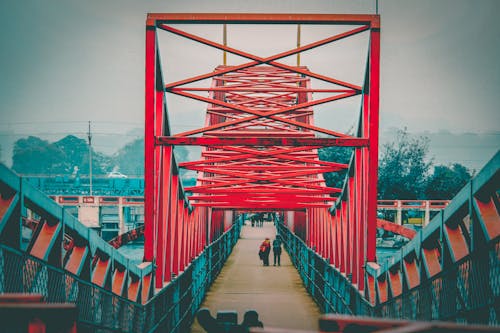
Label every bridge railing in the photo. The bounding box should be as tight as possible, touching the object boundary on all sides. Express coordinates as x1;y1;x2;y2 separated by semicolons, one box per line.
0;243;144;332
276;221;374;316
141;218;242;333
0;216;242;332
372;151;500;325
277;152;499;325
376;237;500;322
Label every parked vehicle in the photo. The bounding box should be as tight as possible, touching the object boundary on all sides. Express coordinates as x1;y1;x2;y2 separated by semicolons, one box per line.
107;171;128;178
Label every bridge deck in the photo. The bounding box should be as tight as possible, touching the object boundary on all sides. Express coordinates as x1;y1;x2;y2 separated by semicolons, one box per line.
190;222;321;332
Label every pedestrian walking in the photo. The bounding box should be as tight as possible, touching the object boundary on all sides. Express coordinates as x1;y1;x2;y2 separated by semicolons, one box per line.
272;236;282;266
258;238;271;266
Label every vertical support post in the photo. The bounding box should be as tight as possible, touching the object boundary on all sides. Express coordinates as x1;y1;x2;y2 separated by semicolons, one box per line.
328;211;333;264
207;207;212;244
340;201;347;273
318;209;323;255
154;81;164;287
182;206;188;268
171;175;179;276
156;145;172;288
306;210;310;247
118;199;125;234
186;210;191;265
424;200;430;226
366;21;380;263
361;72;370;291
163;146;173;283
348;175;355;278
396;200;402;225
297;24;301;66
88;121;93;196
178;200;185;272
321;209;326;257
334;209;340;268
144;22;157;262
354;149;363;287
223;24;227;66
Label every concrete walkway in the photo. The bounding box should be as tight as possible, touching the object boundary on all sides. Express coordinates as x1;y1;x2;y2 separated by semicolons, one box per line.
190;222;321;332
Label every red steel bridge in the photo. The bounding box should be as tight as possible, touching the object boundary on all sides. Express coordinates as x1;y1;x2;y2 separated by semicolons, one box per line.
0;13;499;333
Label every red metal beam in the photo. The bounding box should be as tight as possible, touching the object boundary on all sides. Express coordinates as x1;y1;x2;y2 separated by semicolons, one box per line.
144;14;382;301
161;23;367;90
366;26;380;263
157;137;368;147
376;219;417;239
147;13;380;26
144;25;156;262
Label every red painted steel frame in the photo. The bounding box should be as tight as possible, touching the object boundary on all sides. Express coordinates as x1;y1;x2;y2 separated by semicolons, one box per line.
145;13;380;295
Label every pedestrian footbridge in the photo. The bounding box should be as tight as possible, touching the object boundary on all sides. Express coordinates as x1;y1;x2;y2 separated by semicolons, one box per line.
0;12;499;333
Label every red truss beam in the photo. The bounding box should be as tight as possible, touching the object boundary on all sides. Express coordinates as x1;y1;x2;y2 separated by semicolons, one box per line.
145;13;380;293
157;136;368;147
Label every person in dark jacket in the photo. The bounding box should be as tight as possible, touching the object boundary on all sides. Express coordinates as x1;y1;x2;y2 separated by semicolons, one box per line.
259;238;271;266
272;236;282;266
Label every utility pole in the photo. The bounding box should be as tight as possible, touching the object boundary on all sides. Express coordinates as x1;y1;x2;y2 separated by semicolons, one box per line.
88;121;93;195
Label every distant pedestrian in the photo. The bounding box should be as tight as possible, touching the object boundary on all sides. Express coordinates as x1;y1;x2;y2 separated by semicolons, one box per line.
259;238;271;266
272;236;282;266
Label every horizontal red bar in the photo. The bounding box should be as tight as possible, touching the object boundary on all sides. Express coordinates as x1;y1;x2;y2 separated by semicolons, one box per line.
157;136;369;147
147;13;380;28
172;87;355;93
202;131;315;138
185;188;339;194
191;202;332;208
189;195;335;202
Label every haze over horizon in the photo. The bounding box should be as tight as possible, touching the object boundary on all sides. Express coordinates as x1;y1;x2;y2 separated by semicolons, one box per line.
1;0;499;172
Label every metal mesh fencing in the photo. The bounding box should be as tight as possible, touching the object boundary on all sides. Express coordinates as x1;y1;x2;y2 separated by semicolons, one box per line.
277;220;499;325
141;218;242;333
276;221;373;317
0;244;144;333
0;218;242;333
377;237;500;325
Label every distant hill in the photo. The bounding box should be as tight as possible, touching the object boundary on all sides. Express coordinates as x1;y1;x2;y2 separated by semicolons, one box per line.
1;128;498;174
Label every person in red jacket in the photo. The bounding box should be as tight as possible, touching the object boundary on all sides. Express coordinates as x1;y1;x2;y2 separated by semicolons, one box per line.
259;238;271;266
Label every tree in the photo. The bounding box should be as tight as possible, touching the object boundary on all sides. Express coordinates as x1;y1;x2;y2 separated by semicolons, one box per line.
115;138;144;176
54;135;111;175
12;135;111;175
425;163;472;199
378;129;432;199
12;136;67;174
318;146;353;188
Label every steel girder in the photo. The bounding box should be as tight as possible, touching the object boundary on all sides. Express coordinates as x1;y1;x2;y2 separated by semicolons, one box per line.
145;13;380;293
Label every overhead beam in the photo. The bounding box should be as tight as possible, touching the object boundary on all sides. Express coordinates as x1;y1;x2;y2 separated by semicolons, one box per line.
157;137;369;147
147;13;380;27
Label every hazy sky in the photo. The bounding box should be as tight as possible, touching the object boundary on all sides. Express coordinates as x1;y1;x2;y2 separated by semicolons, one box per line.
0;0;499;159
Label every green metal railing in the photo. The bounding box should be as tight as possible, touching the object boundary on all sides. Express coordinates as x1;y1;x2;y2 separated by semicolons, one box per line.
0;217;242;333
376;237;500;324
142;218;242;333
276;221;373;316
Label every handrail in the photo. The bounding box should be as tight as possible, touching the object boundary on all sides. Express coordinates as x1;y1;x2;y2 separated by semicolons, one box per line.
0;216;243;332
276;220;373;316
